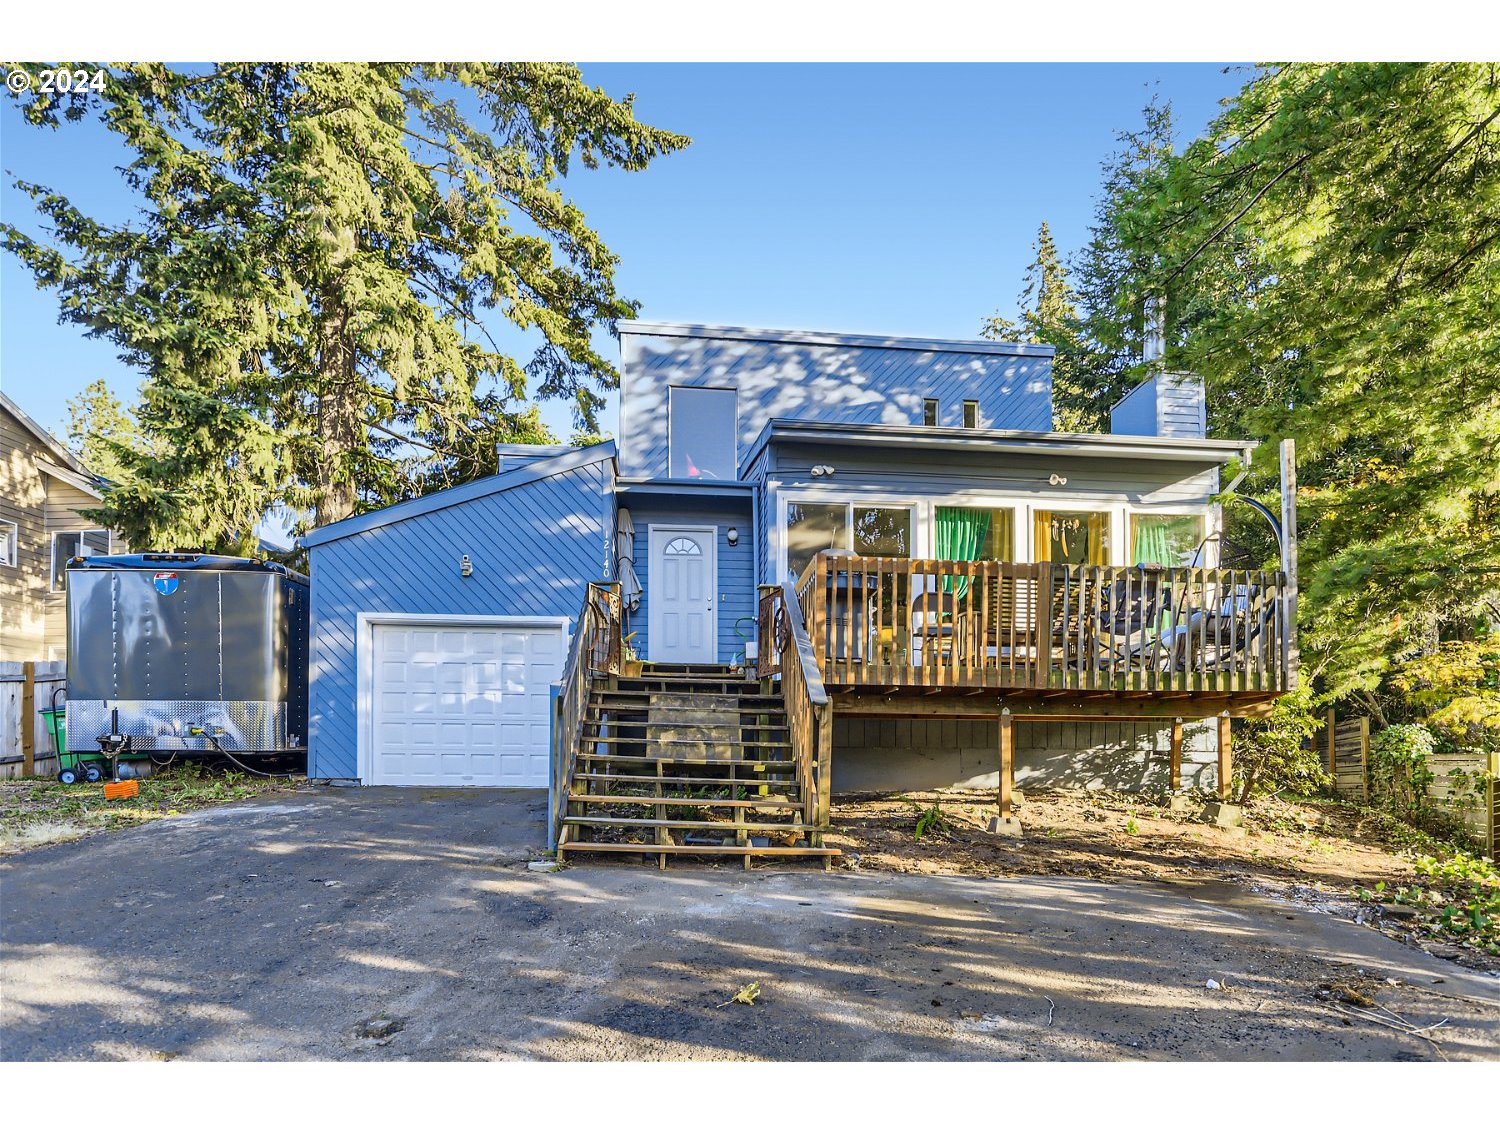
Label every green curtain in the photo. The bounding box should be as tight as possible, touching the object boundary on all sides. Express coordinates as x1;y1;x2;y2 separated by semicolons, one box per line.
1132;518;1175;566
936;507;991;596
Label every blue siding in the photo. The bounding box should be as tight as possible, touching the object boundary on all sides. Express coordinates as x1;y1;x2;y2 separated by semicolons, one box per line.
306;457;614;779
619;495;756;665
618;325;1054;479
1110;373;1206;439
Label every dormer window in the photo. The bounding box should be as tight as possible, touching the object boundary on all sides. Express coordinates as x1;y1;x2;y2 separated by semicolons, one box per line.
923;398;939;427
669;386;737;480
963;400;979;428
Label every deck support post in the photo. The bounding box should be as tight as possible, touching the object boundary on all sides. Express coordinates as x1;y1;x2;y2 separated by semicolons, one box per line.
1216;712;1233;801
998;708;1014;818
1169;717;1183;791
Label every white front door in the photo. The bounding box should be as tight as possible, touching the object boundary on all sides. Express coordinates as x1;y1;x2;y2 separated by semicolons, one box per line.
648;526;717;664
369;622;563;787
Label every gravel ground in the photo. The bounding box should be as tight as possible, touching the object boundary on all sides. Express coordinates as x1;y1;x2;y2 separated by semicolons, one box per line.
2;787;1497;1061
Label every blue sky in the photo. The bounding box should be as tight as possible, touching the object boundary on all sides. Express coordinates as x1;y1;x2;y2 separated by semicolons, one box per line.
0;62;1246;446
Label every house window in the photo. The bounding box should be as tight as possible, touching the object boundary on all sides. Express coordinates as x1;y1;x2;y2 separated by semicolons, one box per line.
0;520;16;567
52;529;110;590
669;386;737;480
785;502;912;582
1033;510;1110;566
922;398;939;426
963;400;979;428
1130;512;1207;567
935;506;1014;563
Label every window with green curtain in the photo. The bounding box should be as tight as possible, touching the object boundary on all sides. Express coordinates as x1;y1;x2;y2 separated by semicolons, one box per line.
936;506;1011;594
1130;513;1205;567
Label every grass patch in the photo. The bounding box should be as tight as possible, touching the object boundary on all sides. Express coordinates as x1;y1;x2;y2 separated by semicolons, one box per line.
0;762;300;855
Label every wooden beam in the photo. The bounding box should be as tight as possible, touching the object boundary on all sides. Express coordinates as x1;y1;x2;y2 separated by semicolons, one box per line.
1325;707;1336;774
21;661;36;777
998;709;1014;819
1217;714;1233;801
832;692;1278;722
1169;717;1183;791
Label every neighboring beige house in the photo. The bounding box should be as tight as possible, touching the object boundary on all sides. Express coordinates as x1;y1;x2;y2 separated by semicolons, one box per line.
0;390;122;662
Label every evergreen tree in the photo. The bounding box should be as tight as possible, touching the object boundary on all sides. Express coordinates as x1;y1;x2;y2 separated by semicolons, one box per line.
982;221;1092;431
1067;96;1179;431
1130;63;1500;698
3;63;688;550
65;379;155;486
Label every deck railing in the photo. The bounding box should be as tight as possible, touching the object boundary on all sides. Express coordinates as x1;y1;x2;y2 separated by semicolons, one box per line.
550;581;621;849
757;582;832;834
793;554;1292;694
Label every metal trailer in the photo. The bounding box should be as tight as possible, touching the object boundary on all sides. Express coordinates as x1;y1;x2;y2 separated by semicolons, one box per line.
65;553;309;764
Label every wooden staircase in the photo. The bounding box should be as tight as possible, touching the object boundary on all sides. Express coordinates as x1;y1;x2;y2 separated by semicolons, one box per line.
556;664;839;868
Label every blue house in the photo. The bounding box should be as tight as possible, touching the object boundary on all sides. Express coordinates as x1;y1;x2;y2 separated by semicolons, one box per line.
303;322;1296;863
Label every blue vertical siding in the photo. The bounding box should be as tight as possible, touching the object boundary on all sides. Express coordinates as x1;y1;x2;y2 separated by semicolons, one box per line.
618;494;756;665
305;453;615;779
619;324;1055;479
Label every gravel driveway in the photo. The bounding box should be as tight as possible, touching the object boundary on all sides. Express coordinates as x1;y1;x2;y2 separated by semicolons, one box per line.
3;787;1497;1060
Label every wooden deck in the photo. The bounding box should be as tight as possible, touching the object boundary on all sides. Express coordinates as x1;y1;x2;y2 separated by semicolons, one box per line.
759;554;1293;717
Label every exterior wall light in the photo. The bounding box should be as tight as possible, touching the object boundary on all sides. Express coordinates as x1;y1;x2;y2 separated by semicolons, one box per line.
1048;474;1068;486
810;464;837;477
726;528;739;546
460;554;473;577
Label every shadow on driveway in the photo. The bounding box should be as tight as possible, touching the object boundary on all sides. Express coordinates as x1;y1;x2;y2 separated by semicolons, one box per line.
3;787;1497;1061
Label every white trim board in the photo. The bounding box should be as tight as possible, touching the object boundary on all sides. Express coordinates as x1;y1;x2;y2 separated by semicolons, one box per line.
354;612;571;786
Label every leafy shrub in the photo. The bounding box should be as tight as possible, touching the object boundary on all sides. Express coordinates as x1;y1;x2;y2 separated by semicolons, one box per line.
1232;687;1325;806
1368;722;1439;817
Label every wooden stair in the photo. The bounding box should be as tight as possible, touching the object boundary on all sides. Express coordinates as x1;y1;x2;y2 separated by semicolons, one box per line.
557;664;838;869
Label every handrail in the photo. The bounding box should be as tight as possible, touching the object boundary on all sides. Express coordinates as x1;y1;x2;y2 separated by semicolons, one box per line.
550;581;621;850
796;552;1292;695
756;581;832;834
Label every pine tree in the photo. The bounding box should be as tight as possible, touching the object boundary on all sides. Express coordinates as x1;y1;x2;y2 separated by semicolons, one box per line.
1066;96;1178;431
1130;63;1500;698
65;379;155;486
982;221;1092;431
3;63;689;550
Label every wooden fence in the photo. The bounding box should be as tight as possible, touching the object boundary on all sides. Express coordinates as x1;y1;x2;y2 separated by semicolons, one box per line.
1323;712;1369;801
0;661;66;779
1320;710;1497;856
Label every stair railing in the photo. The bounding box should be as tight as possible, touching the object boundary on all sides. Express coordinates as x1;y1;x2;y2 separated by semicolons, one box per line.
760;580;832;836
550;581;622;850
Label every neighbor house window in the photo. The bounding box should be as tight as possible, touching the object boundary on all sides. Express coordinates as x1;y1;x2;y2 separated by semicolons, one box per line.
1130;512;1207;567
1033;510;1110;566
52;529;109;590
668;386;737;480
922;398;939;426
0;520;16;567
785;502;912;581
963;400;979;428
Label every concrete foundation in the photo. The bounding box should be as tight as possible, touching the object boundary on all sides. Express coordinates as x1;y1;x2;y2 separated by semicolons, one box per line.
831;717;1221;794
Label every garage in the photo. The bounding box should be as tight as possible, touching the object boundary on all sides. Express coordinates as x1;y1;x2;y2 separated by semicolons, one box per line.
300;441;617;783
368;620;564;787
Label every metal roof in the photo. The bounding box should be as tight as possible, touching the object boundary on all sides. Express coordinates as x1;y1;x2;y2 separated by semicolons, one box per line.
741;418;1255;472
300;441;617;550
619;320;1055;359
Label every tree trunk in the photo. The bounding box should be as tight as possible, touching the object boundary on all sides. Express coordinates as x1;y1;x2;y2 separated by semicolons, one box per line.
315;303;361;527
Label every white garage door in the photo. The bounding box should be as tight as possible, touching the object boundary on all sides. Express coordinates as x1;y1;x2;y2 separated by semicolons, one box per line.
370;622;564;787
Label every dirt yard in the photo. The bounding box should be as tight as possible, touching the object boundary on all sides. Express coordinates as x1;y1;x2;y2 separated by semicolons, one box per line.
0;767;301;855
825;788;1500;972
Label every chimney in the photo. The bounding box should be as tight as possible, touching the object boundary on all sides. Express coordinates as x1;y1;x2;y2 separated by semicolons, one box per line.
1110;371;1206;440
1143;294;1165;363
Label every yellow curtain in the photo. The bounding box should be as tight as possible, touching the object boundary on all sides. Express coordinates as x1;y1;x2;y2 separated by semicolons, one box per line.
1034;510;1109;565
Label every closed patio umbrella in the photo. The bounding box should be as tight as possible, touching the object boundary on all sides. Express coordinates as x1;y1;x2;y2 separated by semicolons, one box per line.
615;508;643;611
